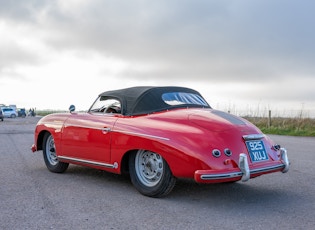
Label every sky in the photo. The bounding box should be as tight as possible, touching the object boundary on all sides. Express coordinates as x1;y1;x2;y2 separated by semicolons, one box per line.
1;0;315;117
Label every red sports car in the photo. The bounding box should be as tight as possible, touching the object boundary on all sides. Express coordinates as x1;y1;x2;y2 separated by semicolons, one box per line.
31;86;289;197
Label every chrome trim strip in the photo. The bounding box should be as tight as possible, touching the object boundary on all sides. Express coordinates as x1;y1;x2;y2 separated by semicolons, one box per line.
58;156;117;169
200;164;285;181
250;164;285;174
64;123;105;131
243;134;265;140
63;124;169;141
114;130;170;141
201;172;242;180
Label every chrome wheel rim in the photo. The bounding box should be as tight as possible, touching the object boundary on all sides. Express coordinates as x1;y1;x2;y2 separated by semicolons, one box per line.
45;135;58;166
135;150;164;187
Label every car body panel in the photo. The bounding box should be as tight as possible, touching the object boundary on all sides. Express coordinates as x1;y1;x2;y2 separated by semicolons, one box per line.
60;113;118;163
32;86;289;187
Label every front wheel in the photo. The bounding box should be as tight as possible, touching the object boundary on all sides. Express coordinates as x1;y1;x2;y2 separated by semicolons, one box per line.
129;150;176;198
43;132;69;173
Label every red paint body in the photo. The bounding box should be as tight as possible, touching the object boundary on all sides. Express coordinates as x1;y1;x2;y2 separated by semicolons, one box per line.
32;107;288;183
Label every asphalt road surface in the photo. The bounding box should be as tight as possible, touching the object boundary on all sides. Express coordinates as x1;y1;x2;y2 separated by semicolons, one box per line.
0;117;314;230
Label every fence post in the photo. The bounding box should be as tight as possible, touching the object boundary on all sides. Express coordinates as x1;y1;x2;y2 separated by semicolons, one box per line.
268;110;271;128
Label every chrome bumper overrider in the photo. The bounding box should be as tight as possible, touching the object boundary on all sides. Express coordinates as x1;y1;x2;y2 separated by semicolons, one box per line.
199;148;289;182
280;148;290;173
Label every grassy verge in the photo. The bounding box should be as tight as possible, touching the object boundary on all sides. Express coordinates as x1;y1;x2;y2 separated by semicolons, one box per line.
36;110;67;116
244;116;315;137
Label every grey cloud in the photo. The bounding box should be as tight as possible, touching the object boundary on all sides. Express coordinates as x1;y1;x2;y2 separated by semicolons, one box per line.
229;75;315;104
0;40;42;79
0;0;52;77
0;0;52;22
38;1;315;82
1;1;315;89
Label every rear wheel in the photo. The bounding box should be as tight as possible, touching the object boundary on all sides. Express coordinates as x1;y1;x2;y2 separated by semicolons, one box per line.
43;132;69;173
129;150;176;198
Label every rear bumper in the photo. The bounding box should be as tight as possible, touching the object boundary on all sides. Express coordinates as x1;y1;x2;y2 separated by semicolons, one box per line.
194;148;289;183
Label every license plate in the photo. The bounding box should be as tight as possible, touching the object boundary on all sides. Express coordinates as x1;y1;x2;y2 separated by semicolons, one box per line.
245;140;269;163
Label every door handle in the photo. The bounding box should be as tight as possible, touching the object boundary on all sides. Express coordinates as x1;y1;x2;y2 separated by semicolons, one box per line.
102;127;111;134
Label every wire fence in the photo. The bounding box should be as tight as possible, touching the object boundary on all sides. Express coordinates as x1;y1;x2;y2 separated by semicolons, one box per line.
225;108;315;119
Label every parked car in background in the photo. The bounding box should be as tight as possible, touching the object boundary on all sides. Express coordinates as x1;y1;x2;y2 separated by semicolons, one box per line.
0;110;3;121
18;108;27;118
2;107;18;118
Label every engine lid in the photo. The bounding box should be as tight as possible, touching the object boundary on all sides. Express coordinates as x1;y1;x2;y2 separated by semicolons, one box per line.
188;109;253;132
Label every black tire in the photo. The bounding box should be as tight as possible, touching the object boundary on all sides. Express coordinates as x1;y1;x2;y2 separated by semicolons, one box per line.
129;150;176;198
43;132;69;173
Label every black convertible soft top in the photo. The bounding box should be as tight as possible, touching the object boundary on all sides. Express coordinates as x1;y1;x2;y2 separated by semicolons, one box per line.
98;86;210;116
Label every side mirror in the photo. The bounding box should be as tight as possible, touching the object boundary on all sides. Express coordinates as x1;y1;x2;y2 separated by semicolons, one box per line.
69;105;75;113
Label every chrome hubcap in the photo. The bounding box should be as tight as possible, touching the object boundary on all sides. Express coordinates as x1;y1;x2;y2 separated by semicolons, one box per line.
135;150;164;187
45;135;58;165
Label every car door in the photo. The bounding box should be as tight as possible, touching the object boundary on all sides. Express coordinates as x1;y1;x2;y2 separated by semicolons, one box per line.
60;112;118;164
